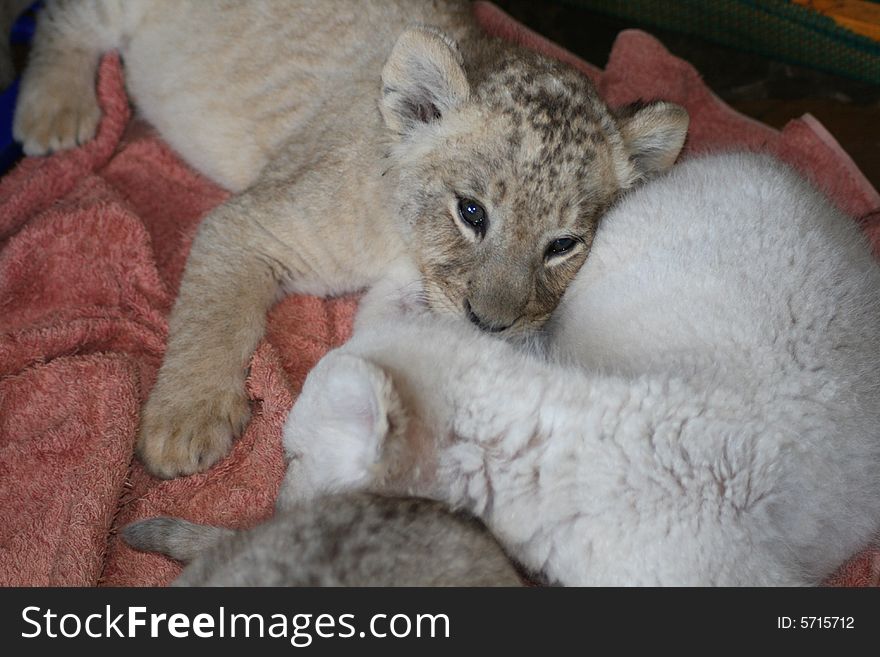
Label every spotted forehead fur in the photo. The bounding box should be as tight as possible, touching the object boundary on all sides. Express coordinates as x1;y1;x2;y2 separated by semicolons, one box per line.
459;52;629;226
479;56;613;142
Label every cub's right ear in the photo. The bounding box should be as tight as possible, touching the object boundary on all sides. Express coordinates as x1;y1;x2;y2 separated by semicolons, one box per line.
380;26;470;137
616;100;689;181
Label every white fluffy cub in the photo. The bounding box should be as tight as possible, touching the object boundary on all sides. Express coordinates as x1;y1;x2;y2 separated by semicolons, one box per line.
280;152;880;586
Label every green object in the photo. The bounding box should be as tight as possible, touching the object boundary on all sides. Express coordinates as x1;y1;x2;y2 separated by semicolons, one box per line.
559;0;880;84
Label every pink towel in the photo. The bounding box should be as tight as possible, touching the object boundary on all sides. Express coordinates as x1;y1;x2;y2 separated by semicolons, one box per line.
1;2;877;587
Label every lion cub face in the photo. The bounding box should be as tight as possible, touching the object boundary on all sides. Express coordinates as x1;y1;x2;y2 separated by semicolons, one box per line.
381;28;688;335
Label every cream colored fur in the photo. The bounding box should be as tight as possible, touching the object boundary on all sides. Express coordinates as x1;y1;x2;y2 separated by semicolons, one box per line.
15;0;688;477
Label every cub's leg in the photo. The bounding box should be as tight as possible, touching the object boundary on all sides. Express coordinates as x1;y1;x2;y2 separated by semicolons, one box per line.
13;0;143;155
137;192;283;478
137;174;368;478
138;169;397;479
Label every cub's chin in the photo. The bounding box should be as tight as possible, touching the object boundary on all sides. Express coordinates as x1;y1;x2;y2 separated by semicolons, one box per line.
437;299;542;338
413;280;547;337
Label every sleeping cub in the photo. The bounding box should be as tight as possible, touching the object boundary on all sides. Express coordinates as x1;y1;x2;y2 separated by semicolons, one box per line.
15;0;688;477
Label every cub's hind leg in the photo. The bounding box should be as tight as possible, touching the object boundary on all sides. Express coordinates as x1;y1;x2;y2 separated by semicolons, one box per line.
13;0;144;155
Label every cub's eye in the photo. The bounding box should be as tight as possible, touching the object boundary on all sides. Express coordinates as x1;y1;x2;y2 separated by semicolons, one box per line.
457;198;487;236
545;237;578;259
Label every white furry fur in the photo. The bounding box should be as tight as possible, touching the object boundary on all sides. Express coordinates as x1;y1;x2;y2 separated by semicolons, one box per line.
279;152;880;586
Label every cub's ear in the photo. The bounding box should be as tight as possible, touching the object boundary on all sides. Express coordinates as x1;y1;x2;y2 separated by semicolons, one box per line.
616;101;689;180
380;26;470;137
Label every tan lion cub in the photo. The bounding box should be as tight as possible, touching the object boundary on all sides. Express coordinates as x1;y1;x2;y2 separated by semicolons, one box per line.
16;0;688;478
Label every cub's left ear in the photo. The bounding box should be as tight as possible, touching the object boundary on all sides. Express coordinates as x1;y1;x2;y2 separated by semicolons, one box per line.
380;26;470;137
616;101;689;179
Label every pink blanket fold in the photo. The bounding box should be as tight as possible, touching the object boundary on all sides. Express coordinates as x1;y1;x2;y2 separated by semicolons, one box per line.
1;2;877;587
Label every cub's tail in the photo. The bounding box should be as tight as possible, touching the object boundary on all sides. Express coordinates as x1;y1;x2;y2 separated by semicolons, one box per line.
122;517;234;563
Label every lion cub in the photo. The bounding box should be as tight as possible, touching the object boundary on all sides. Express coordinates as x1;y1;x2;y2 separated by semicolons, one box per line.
15;0;688;478
123;493;523;586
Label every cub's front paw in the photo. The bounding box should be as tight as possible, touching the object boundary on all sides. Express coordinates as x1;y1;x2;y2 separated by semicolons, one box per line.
137;388;251;479
277;353;398;510
14;65;101;156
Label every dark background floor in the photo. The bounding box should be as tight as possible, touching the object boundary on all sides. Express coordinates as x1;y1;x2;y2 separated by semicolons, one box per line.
495;0;880;190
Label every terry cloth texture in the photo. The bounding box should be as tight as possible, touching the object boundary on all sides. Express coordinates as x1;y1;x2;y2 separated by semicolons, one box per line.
1;1;877;586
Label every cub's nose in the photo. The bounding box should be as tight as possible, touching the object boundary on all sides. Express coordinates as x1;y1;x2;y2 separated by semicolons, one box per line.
464;299;510;333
